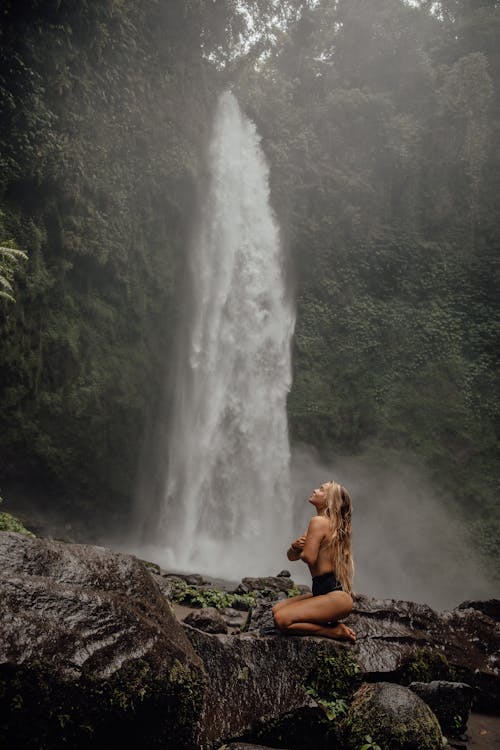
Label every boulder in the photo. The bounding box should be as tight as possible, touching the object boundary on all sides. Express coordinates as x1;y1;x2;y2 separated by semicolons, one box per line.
183;607;229;634
221;607;247;628
236;702;336;750
348;594;500;712
409;680;473;737
183;624;360;747
457;599;500;622
344;682;443;750
0;531;205;749
239;576;299;595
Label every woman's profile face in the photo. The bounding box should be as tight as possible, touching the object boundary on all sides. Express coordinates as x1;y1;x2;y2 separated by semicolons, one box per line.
308;482;329;509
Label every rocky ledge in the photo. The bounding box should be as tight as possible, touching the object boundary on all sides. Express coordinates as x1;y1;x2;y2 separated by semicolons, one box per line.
1;531;498;750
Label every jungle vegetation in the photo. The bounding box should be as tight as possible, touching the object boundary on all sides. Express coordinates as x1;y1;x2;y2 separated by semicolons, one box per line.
0;0;498;575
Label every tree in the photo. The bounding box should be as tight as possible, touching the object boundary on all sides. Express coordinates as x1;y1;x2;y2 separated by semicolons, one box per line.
0;244;27;303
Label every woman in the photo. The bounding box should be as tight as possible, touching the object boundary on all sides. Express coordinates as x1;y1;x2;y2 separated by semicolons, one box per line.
272;480;356;641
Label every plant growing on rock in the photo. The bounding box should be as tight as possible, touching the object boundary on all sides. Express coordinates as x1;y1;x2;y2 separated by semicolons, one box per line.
360;735;381;750
399;647;453;684
0;496;34;536
170;579;256;610
303;646;362;724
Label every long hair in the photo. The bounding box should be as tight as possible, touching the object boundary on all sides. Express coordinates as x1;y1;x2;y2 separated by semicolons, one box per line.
322;481;354;595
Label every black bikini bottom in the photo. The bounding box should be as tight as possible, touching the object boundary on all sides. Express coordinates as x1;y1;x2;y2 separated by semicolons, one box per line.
312;572;342;596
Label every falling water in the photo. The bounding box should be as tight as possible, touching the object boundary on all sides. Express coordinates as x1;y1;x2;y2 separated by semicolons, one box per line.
156;91;295;579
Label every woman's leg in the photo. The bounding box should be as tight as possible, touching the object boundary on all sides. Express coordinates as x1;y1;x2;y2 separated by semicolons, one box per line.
273;591;355;642
272;592;313;616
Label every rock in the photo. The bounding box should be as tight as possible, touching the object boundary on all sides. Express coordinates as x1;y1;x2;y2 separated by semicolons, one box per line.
457;599;500;622
409;680;473;737
183;607;229;634
220;745;289;749
240;576;297;594
0;531;205;749
348;593;500;712
162;571;208;586
221;607;246;628
151;572;184;599
137;557;161;574
277;570;291;578
231;596;254;612
237;702;334;750
246;599;280;635
184;573;208;586
344;682;443;750
296;584;312;594
184;624;360;747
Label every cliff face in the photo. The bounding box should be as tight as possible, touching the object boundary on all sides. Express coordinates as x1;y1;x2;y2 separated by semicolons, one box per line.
1;531;498;749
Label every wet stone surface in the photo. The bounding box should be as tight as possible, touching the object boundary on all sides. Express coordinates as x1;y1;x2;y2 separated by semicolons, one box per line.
0;531;204;749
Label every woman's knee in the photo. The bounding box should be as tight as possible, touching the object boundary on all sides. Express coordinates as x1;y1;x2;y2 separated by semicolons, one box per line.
344;593;354;616
273;608;291;630
272;599;285;616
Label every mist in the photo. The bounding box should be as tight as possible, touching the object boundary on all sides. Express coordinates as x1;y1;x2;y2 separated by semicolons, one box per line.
289;444;496;610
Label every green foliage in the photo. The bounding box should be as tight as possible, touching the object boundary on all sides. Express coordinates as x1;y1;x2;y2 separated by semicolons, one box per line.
0;495;34;535
170;579;256;611
399;648;453;684
0;512;34;536
304;647;361;721
236;0;500;573
0;242;27;303
361;736;382;750
304;688;349;721
0;0;498;568
287;585;301;597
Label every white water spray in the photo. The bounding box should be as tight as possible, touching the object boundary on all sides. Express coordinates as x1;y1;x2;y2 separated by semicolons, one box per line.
156;91;295;579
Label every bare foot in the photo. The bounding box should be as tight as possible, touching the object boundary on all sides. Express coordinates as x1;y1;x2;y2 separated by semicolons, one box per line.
323;623;356;642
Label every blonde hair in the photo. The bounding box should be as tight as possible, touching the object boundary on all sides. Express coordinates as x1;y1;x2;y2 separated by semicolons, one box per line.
322;480;354;595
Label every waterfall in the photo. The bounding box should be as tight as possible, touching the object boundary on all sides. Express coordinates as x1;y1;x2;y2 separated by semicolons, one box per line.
155;91;295;579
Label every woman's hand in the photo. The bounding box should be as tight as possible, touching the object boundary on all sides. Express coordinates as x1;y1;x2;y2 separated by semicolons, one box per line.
290;535;306;551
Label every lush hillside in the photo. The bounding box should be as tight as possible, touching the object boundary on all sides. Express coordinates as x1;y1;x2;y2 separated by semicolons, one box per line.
0;0;498;572
235;0;500;571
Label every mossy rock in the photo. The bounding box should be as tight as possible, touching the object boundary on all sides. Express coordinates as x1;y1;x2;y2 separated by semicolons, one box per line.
344;682;443;750
0;658;205;749
0;511;34;536
304;645;362;704
0;532;206;748
398;647;453;684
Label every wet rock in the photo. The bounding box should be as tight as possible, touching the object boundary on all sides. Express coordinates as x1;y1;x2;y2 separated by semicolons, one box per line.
151;572;184;599
0;531;204;749
348;594;500;712
161;571;208;586
240;576;297;594
237;701;334;750
222;607;247;629
184;573;208;586
409;680;473;737
457;599;500;622
137;557;161;574
344;681;443;750
277;570;291;578
183;607;229;634
184;624;359;747
246;599;281;635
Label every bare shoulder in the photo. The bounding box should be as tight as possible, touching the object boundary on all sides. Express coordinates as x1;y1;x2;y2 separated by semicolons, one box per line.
308;516;329;529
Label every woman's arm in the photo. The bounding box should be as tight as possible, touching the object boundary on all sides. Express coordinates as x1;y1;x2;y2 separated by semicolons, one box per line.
287;535;306;561
299;516;327;565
